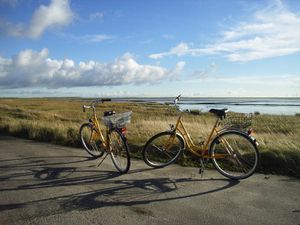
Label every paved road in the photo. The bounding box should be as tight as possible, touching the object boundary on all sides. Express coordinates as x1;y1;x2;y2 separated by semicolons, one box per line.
0;135;299;225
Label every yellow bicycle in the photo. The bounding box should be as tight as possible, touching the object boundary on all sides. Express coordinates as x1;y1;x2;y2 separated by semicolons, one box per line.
80;99;132;173
142;95;260;180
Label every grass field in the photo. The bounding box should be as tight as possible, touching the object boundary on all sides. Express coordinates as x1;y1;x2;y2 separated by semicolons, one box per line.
0;98;299;178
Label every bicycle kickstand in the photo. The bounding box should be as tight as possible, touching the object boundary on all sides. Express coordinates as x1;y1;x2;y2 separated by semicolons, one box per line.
97;152;109;167
198;158;205;177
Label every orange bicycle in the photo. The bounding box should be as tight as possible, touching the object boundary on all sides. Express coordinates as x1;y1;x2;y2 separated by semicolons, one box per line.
142;95;260;180
80;99;131;173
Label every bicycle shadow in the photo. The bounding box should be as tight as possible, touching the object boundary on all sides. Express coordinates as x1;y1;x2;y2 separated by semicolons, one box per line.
1;172;239;215
60;176;239;211
0;155;95;170
0;152;239;217
0;157;121;192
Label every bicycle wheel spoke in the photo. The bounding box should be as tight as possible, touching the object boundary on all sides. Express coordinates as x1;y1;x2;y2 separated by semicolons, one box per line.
152;144;177;159
143;132;184;168
80;123;104;158
109;129;130;173
211;131;259;180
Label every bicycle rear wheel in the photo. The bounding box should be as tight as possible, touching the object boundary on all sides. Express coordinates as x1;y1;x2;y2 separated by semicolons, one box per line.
143;131;184;168
210;130;259;180
79;123;104;158
109;129;130;173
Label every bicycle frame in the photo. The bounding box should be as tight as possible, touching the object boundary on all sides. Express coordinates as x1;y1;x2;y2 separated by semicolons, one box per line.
171;115;226;159
89;108;111;151
143;95;259;179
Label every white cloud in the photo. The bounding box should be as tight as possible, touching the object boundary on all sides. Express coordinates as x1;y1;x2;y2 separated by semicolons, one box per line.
149;42;214;59
57;32;115;43
0;49;185;88
81;34;114;43
27;0;73;38
0;0;73;39
149;42;190;59
189;62;218;79
149;0;300;62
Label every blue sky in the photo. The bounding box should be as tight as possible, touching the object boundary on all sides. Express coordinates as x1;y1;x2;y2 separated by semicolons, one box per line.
0;0;299;97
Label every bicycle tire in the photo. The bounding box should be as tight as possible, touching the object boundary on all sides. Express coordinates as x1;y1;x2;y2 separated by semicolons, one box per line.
109;129;131;173
143;131;185;168
79;123;105;158
210;130;259;180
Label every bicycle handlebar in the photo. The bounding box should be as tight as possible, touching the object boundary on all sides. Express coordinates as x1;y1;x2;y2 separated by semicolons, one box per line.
174;94;181;104
82;98;112;112
174;94;182;112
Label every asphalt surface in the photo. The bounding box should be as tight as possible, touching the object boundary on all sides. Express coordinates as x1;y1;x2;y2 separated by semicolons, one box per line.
0;135;299;225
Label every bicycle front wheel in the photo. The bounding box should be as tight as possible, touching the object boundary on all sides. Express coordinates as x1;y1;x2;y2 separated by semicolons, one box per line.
143;131;184;168
80;123;104;158
210;130;259;180
109;129;130;173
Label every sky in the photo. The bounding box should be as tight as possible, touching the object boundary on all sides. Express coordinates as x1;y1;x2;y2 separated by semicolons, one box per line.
0;0;300;98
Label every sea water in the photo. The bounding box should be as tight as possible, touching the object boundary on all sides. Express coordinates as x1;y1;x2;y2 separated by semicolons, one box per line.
115;97;300;115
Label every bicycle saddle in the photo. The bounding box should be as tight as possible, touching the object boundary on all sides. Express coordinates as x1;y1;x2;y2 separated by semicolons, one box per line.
209;108;228;119
103;110;115;117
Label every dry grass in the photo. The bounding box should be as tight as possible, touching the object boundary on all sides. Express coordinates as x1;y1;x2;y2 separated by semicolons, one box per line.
0;98;299;177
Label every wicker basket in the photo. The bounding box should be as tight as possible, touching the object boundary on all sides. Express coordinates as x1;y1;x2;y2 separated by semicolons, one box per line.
222;113;253;130
102;111;132;128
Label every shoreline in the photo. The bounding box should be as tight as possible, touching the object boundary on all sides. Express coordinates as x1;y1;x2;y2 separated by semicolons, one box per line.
1;96;300;115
